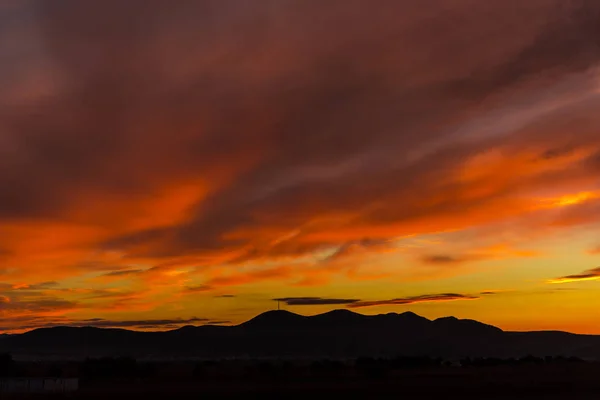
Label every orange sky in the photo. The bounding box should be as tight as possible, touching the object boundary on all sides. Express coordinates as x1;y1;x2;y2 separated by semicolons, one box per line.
1;0;600;334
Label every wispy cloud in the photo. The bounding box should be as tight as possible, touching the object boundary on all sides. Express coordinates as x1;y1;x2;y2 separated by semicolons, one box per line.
421;255;469;265
588;245;600;255
5;281;59;291
0;317;229;332
184;285;213;293
83;289;140;300
0;297;78;314
348;293;479;308
100;269;144;277
548;267;600;284
273;297;361;306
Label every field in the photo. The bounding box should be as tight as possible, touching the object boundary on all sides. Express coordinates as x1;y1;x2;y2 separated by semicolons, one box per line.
5;360;600;399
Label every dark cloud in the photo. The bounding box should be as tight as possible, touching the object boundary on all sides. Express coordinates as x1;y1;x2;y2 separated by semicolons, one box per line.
14;281;59;290
322;238;394;263
0;316;229;332
0;281;59;292
83;289;139;300
549;267;600;283
184;285;213;293
480;291;498;295
100;269;144;277
421;255;468;265
273;297;361;306
0;297;78;313
214;294;236;298
0;0;598;262
47;317;216;329
539;145;577;161
348;293;479;308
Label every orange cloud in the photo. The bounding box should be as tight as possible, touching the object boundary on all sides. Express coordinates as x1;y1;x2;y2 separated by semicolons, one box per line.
589;245;600;255
0;0;599;331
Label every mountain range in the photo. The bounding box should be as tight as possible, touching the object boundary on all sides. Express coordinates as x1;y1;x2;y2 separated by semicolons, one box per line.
2;310;600;360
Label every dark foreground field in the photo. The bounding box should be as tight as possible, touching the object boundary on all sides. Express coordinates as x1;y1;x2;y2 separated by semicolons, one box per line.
6;362;600;399
72;378;600;399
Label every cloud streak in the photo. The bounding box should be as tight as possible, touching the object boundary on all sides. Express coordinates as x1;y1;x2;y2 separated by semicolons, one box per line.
347;293;479;308
588;245;600;255
100;269;144;278
548;267;600;284
0;317;229;332
273;297;361;306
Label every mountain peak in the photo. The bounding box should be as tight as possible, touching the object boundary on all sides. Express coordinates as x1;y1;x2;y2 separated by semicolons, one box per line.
240;310;305;328
433;316;503;334
2;310;590;360
314;309;361;318
309;309;364;325
399;311;429;320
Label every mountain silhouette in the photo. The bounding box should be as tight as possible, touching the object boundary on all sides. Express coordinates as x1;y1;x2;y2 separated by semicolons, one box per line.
240;310;308;329
2;310;600;360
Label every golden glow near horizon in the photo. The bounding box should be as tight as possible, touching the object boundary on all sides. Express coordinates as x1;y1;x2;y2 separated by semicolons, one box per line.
1;1;600;335
539;191;600;209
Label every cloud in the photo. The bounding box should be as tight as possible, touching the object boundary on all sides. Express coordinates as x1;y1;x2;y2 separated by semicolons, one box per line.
51;317;218;329
0;0;599;325
0;316;230;332
588;245;600;255
100;269;144;277
0;297;78;314
348;293;479;308
322;238;396;263
421;255;468;265
3;281;60;291
548;267;600;284
273;297;361;306
82;289;140;300
214;294;236;298
184;285;213;293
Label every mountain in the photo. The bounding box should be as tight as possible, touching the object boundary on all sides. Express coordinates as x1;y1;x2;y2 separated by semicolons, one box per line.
2;310;600;360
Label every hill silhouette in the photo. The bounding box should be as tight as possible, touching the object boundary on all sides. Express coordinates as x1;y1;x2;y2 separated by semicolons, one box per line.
2;310;600;360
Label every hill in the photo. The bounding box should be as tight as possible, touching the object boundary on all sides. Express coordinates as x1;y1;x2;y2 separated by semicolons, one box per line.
2;310;600;360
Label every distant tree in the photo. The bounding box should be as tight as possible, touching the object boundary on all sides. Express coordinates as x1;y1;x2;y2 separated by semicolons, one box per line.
520;355;544;365
390;356;441;369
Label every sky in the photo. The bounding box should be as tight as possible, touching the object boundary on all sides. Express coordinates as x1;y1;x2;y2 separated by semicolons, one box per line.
1;0;600;334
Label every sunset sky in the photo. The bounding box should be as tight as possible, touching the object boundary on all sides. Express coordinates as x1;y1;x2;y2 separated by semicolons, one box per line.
1;0;600;334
